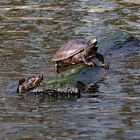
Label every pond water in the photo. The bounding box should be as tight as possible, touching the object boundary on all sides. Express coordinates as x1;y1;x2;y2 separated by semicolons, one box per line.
0;0;140;139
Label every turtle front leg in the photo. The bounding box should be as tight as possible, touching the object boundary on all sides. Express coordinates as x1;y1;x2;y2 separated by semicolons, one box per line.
82;54;98;67
95;53;109;69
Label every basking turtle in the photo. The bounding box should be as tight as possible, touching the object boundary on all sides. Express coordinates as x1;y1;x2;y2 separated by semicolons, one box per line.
17;74;80;98
17;74;43;94
52;38;108;73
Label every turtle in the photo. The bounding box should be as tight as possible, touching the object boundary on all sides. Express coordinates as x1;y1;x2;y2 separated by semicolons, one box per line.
16;74;80;98
17;74;43;94
52;38;108;73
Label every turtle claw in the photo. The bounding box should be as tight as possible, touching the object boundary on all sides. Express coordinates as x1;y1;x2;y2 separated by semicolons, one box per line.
100;64;109;69
88;62;94;66
86;61;98;67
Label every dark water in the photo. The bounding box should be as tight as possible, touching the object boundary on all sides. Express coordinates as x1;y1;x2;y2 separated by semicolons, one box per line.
0;0;140;139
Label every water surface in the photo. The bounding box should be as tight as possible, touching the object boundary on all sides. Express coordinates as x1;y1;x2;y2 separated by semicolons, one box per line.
0;0;140;139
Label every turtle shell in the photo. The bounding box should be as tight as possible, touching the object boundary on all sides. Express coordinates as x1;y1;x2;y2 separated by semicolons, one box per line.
52;39;87;61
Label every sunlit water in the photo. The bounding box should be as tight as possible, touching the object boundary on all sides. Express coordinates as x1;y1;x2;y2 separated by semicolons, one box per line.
0;0;140;139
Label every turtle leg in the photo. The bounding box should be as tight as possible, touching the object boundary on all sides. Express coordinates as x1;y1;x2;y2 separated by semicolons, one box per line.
95;53;109;69
55;62;60;73
71;53;97;66
82;54;98;67
71;53;82;64
55;61;65;73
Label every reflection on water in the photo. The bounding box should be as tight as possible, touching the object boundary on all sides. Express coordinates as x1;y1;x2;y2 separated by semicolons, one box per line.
0;0;140;139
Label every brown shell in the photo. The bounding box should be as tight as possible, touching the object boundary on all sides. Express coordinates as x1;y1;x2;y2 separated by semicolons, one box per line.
52;39;87;61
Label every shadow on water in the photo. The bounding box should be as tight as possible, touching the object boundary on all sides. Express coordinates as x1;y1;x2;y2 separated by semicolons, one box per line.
0;0;140;139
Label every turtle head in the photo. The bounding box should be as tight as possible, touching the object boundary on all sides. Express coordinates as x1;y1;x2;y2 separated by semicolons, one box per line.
87;38;97;47
84;38;97;56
